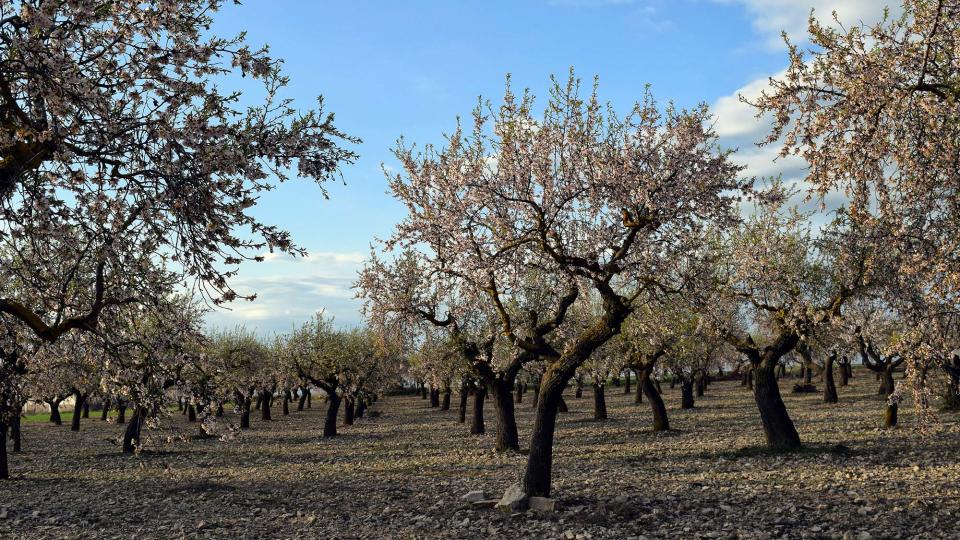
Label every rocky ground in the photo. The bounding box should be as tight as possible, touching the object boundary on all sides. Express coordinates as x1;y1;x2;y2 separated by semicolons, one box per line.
2;371;960;539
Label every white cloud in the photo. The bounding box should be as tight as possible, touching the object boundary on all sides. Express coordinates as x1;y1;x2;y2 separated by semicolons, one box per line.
204;250;367;334
714;0;899;48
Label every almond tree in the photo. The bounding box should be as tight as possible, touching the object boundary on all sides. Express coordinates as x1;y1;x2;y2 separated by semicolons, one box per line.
288;314;353;438
750;0;960;406
379;71;747;497
712;186;884;449
0;0;358;342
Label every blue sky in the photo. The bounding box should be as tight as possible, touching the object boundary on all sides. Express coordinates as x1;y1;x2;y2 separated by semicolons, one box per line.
203;0;896;334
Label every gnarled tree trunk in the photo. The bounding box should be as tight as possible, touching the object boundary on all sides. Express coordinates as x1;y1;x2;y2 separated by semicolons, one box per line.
680;379;694;409
71;391;87;431
641;368;669;431
324;391;341;437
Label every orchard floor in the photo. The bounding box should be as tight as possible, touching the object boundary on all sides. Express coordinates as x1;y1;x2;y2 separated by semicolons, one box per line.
3;372;960;540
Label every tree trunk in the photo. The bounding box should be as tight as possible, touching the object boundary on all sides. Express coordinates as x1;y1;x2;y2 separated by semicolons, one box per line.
122;408;145;454
216;403;224;417
441;387;452;410
557;395;568;413
753;360;801;449
101;399;111;421
695;373;705;397
420;383;428;399
881;367;895;397
515;381;523;404
641;369;669;431
823;354;838;404
634;369;643;404
323;392;341;437
884;402;898;428
71;391;86;431
623;370;631;394
458;383;469;424
356;398;367;419
117;403;127;424
48;399;62;425
344;396;355;425
282;391;290;416
261;392;272;421
187;404;197;422
82;401;90;418
592;383;607;420
575;378;583;399
521;365;574;497
839;360;850;387
254;394;262;411
470;386;486;435
239;397;251;429
429;387;440;408
490;380;519;452
297;387;308;411
306;389;312;409
680;380;694;409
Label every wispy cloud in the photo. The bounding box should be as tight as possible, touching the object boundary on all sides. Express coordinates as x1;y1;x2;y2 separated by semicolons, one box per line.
204;250;367;335
711;0;899;49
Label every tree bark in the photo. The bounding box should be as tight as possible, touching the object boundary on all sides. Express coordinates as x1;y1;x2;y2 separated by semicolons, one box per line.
680;379;694;409
441;387;452;410
344;396;355;425
71;391;87;431
641;368;669;431
356;397;367;419
116;402;127;424
838;357;850;387
557;395;569;413
470;385;486;435
490;380;519;451
823;353;838;404
753;359;801;449
82;401;90;418
429;387;440;408
100;399;111;421
634;369;643;404
515;381;523;404
122;408;145;454
592;383;607;420
323;391;341;437
574;377;583;399
623;370;631;394
884;402;898;428
239;395;251;429
521;365;573;497
187;404;197;422
695;372;705;397
47;399;62;425
282;391;291;416
297;386;308;411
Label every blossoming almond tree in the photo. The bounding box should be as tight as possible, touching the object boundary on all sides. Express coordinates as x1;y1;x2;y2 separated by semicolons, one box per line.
379;70;747;498
0;0;358;341
749;0;960;406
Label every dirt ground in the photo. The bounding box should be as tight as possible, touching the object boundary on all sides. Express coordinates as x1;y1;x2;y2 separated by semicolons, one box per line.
2;370;960;539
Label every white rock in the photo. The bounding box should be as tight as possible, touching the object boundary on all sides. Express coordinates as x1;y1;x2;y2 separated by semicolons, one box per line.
529;496;556;512
461;490;487;502
495;484;528;512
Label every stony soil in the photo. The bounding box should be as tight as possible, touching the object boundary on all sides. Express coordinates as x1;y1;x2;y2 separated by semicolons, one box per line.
2;370;960;539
